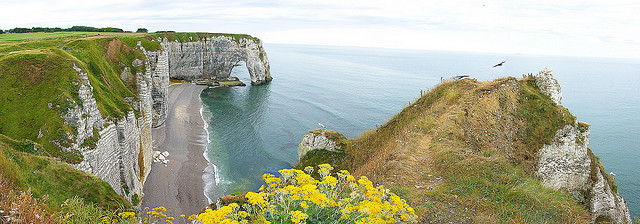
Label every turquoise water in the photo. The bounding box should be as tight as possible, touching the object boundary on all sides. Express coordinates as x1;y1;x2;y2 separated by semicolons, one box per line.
201;44;640;217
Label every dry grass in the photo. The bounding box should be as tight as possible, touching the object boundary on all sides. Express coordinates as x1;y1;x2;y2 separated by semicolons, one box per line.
330;77;590;223
0;175;54;224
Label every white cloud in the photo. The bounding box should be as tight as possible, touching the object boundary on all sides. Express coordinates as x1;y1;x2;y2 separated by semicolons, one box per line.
1;0;639;58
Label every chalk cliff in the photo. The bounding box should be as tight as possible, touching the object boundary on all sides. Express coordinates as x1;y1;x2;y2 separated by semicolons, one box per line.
62;34;271;203
162;36;271;85
65;62;153;202
535;73;631;223
298;130;342;158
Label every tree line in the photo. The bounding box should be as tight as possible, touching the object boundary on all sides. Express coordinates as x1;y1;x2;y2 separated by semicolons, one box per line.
0;26;151;34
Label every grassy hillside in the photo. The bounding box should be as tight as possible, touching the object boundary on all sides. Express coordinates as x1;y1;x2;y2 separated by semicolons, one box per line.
0;32;152;163
0;134;130;212
299;76;601;223
0;51;83;162
0;31;267;220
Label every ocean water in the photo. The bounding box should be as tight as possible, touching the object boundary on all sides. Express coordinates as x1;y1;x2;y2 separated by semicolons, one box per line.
200;44;640;217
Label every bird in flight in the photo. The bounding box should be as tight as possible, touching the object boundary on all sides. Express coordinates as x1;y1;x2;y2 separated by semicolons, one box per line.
493;61;506;67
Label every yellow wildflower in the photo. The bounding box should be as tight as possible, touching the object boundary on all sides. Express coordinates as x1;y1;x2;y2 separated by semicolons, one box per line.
290;210;309;224
304;166;314;174
299;201;309;209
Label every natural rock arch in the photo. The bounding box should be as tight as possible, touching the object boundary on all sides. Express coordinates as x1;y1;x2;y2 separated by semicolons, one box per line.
162;35;272;85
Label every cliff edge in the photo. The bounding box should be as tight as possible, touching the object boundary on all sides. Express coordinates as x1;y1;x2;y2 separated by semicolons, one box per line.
298;71;631;223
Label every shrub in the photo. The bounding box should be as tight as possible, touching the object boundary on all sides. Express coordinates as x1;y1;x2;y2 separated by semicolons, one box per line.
197;164;418;224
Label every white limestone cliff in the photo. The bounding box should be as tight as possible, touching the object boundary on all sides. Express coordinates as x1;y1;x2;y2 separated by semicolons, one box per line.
65;62;153;202
535;69;562;105
535;73;631;223
162;36;272;85
298;130;343;159
61;34;272;204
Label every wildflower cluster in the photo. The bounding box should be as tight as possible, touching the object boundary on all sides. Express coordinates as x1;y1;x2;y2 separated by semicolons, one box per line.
197;164;417;224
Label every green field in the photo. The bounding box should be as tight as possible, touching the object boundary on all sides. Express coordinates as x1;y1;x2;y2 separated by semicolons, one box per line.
0;32;145;42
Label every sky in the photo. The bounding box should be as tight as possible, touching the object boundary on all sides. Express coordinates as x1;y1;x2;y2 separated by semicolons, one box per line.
1;0;639;58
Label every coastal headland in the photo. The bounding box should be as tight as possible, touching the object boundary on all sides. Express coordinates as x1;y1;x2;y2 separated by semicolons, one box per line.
142;83;208;217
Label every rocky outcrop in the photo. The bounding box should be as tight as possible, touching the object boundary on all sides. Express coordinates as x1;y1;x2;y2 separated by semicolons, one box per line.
161;36;272;85
535;70;562;105
535;74;631;223
536;124;591;192
298;130;343;159
537;124;632;223
591;167;632;223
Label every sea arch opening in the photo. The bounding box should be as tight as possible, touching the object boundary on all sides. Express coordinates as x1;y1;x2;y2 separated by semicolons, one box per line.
229;60;252;85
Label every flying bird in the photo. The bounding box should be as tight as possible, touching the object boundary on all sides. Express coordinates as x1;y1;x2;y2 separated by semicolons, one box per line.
493;61;506;68
318;123;326;129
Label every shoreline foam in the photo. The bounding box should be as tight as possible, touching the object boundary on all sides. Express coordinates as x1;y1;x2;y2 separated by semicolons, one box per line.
200;92;220;204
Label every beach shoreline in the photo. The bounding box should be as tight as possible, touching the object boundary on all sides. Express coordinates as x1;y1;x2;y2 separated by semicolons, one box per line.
142;83;209;218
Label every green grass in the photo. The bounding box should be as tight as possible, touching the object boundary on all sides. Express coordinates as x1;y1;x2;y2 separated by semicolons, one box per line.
0;32;90;42
63;37;140;119
0;32;141;42
0;134;130;212
0;51;83;162
514;78;576;171
295;149;346;171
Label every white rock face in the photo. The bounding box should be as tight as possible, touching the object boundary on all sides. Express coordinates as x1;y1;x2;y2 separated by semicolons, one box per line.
591;167;632;223
298;131;341;158
162;36;272;84
62;64;104;147
141;43;170;128
536;123;631;223
535;70;562;105
66;60;154;203
536;124;591;191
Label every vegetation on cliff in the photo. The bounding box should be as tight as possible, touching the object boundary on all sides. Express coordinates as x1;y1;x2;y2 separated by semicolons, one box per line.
299;76;615;222
0;135;129;215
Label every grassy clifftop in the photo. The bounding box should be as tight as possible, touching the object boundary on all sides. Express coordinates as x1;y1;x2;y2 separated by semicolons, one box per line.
300;76;602;222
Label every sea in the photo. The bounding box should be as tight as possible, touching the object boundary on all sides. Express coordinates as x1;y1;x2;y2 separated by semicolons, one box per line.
200;44;640;217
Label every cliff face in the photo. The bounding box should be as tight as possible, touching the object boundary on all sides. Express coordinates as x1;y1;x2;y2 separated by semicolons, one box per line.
535;74;632;223
62;34;272;203
65;62;154;202
162;36;271;85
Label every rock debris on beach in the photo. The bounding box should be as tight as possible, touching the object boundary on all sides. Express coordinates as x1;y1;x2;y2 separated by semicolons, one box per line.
153;150;170;164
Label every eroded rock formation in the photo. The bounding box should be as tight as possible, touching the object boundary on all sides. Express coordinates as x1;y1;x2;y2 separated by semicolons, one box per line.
298;130;346;159
162;36;271;85
535;72;631;223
